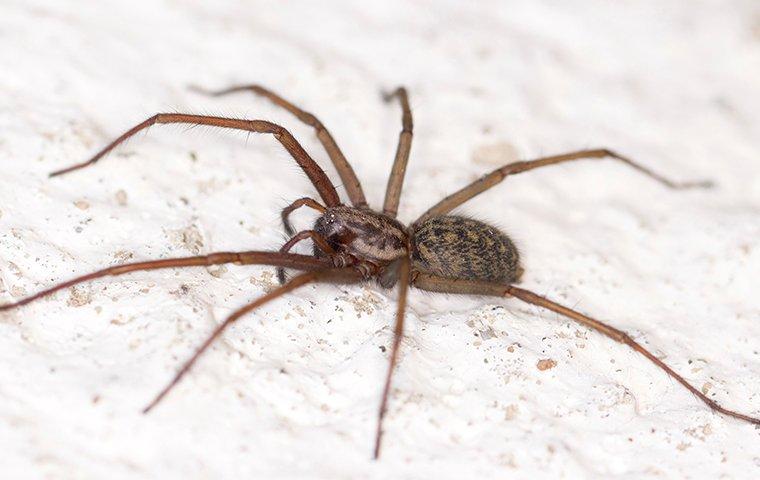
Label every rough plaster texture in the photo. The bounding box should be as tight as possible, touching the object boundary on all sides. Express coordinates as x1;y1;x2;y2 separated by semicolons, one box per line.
1;1;759;478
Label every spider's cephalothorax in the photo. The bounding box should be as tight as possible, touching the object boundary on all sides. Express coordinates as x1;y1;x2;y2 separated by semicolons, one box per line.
2;83;756;462
313;206;408;277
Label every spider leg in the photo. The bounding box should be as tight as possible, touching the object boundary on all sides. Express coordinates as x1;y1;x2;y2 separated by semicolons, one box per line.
382;87;414;218
190;84;368;208
281;197;326;237
415;149;713;225
411;272;760;425
0;251;331;311
276;229;339;284
374;255;411;459
143;267;361;413
49;114;341;207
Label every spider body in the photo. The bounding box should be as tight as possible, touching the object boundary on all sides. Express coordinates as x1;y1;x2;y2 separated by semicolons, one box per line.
2;84;757;460
311;207;522;287
411;215;522;284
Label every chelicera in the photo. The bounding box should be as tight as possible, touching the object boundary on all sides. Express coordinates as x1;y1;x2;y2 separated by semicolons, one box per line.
1;85;757;458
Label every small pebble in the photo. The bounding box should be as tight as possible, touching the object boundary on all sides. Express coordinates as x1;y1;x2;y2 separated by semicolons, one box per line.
536;358;557;371
115;189;128;206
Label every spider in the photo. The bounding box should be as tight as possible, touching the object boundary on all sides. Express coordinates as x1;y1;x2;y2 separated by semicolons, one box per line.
1;84;758;459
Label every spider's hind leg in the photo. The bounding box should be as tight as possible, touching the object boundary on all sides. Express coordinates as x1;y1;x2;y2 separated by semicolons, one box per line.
411;272;760;426
415;148;713;225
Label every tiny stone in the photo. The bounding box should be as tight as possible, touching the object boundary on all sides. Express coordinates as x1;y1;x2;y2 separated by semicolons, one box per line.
504;404;519;420
112;250;134;262
536;358;557;371
179;225;204;254
8;262;22;277
74;200;90;210
207;265;228;278
115;189;128;206
10;285;27;298
67;286;92;307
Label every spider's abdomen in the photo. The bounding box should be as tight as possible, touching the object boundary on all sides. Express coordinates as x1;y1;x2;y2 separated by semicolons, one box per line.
411;216;522;284
314;206;408;264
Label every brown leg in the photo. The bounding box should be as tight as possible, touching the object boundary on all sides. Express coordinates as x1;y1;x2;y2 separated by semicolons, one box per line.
382;87;414;218
415;149;713;225
143;267;360;413
190;84;368;208
280;197;326;237
50;114;341;207
276;230;338;284
373;255;411;459
0;251;331;311
412;272;760;425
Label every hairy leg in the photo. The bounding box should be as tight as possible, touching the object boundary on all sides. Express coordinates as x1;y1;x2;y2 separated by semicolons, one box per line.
382;87;414;218
143;267;360;413
412;272;760;425
276;230;339;284
280;197;326;237
374;255;411;459
415;149;712;225
0;251;331;311
191;84;368;208
50;113;341;207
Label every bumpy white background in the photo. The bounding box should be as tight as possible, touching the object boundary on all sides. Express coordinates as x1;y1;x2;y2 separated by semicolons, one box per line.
1;1;759;478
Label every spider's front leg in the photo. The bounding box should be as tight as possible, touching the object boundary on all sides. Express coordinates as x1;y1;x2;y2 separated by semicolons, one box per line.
276;229;360;284
280;197;327;237
48;113;342;207
381;87;414;218
0;252;333;312
190;84;369;208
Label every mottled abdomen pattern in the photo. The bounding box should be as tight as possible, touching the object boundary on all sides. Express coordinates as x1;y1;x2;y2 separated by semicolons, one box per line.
411;216;521;284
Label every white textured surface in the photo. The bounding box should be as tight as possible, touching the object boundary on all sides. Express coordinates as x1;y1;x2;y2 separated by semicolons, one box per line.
1;1;759;478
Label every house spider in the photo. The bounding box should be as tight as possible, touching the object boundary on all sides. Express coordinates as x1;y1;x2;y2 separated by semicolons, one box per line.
1;85;757;459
